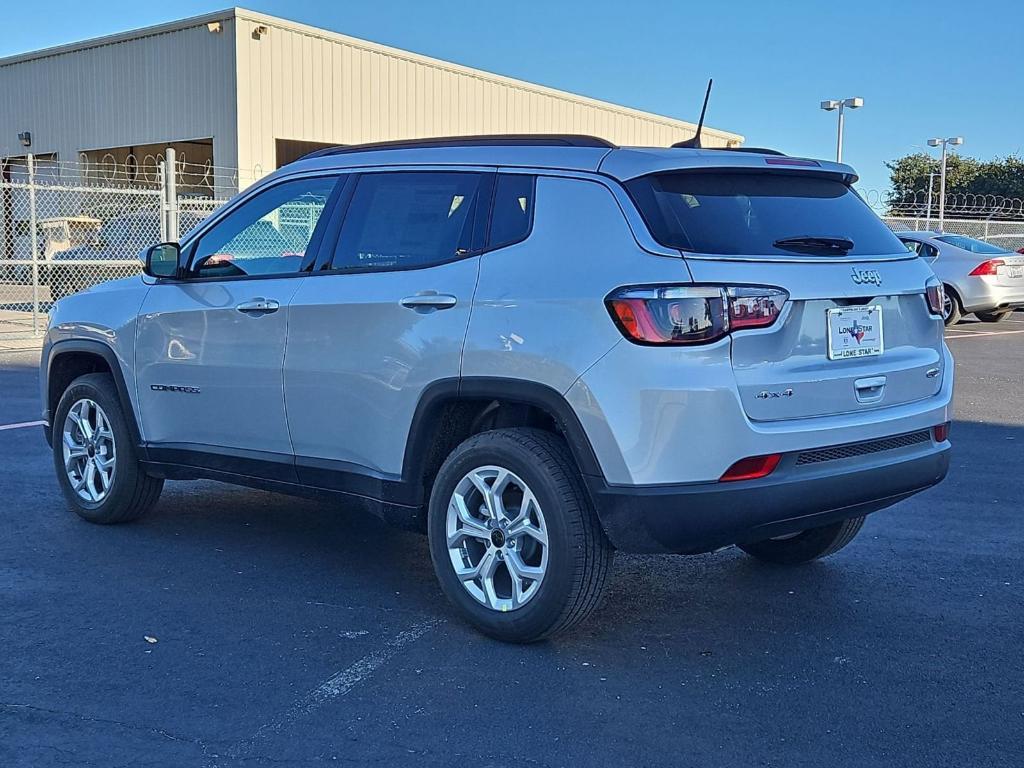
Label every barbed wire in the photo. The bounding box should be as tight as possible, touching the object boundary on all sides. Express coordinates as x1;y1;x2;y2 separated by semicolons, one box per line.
862;188;1024;219
0;155;264;195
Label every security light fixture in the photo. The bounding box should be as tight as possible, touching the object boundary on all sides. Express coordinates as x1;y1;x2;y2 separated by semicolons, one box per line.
253;25;269;39
18;131;31;147
206;21;222;33
927;136;966;231
819;97;865;162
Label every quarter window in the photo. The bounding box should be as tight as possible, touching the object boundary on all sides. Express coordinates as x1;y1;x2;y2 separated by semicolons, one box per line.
191;176;339;278
332;172;484;271
488;174;535;249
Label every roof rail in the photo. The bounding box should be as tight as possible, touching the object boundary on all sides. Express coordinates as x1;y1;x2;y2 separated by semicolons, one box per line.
670;142;786;157
301;134;617;161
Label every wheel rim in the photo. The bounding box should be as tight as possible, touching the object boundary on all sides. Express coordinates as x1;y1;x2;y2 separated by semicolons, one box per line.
62;398;116;503
943;293;953;320
445;465;549;612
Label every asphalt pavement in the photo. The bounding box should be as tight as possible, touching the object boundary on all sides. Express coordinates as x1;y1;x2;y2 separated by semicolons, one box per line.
1;317;1022;767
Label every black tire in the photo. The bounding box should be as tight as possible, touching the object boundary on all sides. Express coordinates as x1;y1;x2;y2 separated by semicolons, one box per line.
52;373;163;524
427;428;613;643
737;516;865;565
975;310;1010;323
943;286;962;326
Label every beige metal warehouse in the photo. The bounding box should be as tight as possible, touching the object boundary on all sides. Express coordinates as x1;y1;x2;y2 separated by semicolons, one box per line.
0;7;743;194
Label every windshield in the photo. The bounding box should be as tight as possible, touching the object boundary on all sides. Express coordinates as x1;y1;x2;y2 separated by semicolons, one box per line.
935;235;1010;255
625;172;907;257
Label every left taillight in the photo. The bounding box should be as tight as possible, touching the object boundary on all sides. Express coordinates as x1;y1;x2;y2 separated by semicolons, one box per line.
925;277;944;317
605;285;788;346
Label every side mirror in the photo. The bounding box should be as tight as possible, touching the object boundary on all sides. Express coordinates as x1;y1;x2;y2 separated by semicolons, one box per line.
144;242;181;278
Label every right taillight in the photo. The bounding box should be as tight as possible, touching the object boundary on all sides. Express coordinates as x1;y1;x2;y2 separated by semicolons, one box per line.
606;285;788;346
968;259;1005;276
925;277;944;317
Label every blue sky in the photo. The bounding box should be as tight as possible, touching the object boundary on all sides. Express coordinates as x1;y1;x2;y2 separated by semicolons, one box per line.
3;0;1021;193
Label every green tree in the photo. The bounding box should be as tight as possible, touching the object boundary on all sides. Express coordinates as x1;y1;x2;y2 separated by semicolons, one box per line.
885;153;1024;215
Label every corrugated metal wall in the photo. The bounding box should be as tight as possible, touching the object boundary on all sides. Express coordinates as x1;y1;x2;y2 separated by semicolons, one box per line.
0;18;239;173
233;11;741;176
1;9;742;189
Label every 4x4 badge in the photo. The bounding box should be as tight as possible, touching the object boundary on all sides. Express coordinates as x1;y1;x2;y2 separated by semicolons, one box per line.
851;267;882;287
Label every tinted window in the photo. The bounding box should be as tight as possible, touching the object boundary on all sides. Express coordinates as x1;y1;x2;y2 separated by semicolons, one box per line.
935;235;1009;254
626;172;906;257
488;174;535;248
333;172;484;271
192;176;338;278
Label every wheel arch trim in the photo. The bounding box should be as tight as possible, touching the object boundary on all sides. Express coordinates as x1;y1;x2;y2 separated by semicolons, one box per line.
402;377;605;502
44;339;144;451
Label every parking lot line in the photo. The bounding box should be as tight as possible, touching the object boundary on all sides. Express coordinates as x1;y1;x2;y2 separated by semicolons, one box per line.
226;619;443;762
0;420;44;432
945;328;1024;339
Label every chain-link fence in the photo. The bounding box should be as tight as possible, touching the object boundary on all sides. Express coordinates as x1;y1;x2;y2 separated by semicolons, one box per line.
0;152;236;343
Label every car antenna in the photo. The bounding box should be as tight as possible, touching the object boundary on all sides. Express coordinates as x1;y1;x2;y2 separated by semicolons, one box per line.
672;78;713;149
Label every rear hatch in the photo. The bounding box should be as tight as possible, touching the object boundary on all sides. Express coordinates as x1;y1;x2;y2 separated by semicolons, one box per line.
625;166;945;421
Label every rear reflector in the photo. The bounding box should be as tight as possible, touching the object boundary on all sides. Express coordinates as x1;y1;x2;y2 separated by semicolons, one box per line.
968;259;1005;276
719;453;782;482
933;423;950;443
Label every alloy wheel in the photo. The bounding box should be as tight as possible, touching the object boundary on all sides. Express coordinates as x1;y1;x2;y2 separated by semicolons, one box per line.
445;465;549;612
62;398;116;503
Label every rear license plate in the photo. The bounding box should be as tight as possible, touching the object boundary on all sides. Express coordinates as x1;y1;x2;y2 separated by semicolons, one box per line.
1006;265;1024;279
827;305;884;360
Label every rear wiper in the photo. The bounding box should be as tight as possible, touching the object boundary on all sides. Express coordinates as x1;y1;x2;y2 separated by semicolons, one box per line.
773;235;854;253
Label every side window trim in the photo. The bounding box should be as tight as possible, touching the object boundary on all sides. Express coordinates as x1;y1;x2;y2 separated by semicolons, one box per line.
181;172;345;281
320;169;493;275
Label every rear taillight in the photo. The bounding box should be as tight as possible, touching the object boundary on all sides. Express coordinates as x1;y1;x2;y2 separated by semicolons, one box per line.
933;422;950;443
720;453;782;482
925;277;944;317
606;285;788;345
968;259;1005;276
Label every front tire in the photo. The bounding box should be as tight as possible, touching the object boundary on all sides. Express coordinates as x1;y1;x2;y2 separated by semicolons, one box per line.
737;516;865;565
52;373;163;524
427;428;613;643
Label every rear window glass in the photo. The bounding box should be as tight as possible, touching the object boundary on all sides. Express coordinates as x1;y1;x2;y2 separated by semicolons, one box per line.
626;172;906;257
935;235;1009;254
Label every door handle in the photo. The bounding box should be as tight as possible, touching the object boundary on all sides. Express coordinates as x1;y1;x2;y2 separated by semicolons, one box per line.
399;293;458;312
235;298;280;314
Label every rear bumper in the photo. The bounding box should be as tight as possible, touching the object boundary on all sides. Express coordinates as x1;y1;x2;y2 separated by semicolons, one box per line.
958;280;1024;313
587;436;950;554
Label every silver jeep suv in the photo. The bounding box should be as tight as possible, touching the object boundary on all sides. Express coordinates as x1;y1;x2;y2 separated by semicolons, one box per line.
41;135;953;642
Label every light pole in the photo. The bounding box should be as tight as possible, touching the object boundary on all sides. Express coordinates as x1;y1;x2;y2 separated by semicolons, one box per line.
927;136;964;231
820;97;864;163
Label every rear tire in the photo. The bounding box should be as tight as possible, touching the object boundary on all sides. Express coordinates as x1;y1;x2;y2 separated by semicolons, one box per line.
942;287;962;326
975;310;1010;323
427;428;613;643
737;516;865;565
52;373;163;524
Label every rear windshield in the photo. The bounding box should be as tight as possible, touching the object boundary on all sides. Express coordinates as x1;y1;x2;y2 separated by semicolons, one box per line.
626;172;907;257
935;235;1009;254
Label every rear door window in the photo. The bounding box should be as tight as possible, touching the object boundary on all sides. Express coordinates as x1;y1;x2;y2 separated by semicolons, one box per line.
332;172;485;271
626;172;906;257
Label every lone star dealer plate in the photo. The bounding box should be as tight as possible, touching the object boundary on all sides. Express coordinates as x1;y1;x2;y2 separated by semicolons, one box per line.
826;305;883;360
